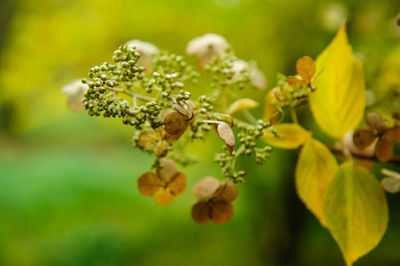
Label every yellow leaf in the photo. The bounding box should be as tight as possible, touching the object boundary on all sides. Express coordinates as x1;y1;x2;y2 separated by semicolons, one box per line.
263;123;311;149
295;138;338;225
264;90;280;122
310;24;366;139
323;161;388;266
226;98;259;114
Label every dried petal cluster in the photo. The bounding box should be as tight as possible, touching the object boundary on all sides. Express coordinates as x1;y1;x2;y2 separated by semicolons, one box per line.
286;56;316;87
137;127;170;157
138;159;186;205
353;112;400;162
267;56;317;115
164;98;194;139
191;177;238;224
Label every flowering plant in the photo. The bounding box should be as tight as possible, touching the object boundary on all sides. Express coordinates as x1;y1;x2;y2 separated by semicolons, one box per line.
63;25;400;266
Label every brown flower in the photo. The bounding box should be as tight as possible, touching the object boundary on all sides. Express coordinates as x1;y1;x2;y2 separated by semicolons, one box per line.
137;99;194;157
137;127;170;157
353;112;400;162
191;177;238;225
163;99;194;141
138;159;186;205
286;56;316;87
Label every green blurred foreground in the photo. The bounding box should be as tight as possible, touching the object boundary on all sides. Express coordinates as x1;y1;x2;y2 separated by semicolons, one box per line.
1;0;400;265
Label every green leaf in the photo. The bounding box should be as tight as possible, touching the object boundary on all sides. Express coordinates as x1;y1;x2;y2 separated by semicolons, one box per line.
295;138;338;225
263;123;311;149
323;161;388;266
310;24;366;139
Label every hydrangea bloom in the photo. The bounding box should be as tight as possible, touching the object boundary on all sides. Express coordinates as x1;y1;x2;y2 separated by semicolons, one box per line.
125;39;159;72
61;79;89;111
186;33;231;67
232;59;267;90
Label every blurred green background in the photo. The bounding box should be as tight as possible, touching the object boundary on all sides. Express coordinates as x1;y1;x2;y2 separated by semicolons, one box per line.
0;0;400;265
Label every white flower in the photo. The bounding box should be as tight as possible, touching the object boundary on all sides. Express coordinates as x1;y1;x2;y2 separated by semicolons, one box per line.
341;130;375;157
232;59;267;90
125;39;159;72
61;79;89;112
186;33;231;67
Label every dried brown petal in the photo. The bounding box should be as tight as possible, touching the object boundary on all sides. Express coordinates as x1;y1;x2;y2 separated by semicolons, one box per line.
353;128;377;149
366;112;384;132
383;126;400;142
138;172;163;196
154;127;166;138
173;97;186;114
186;102;194;121
157;158;177;182
214;182;238;203
164;132;183;143
138;130;159;149
191;201;210;225
193;177;220;199
217;122;236;148
155;189;175;205
381;178;400;194
286;77;307;86
296;56;316;82
154;140;169;157
168;172;186;195
173;99;194;121
269;111;281;125
375;138;393;162
210;200;233;224
164;111;189;136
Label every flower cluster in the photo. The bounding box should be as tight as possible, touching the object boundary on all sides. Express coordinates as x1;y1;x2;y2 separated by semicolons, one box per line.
191;177;238;224
138;158;186;205
265;56;317;123
63;34;273;223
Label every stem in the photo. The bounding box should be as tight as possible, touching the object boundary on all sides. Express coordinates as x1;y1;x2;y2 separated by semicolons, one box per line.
221;87;228;112
242;109;257;124
290;105;298;124
208;112;255;128
232;145;245;170
328;145;400;164
110;88;154;102
132;95;137;107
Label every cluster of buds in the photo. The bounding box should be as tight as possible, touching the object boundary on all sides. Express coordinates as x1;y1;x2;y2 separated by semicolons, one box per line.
215;119;272;183
63;34;273;224
267;56;317;120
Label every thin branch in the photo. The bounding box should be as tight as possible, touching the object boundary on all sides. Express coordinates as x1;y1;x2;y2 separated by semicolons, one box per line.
241;109;257;124
328;145;400;164
290;105;298;124
110;88;154;101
